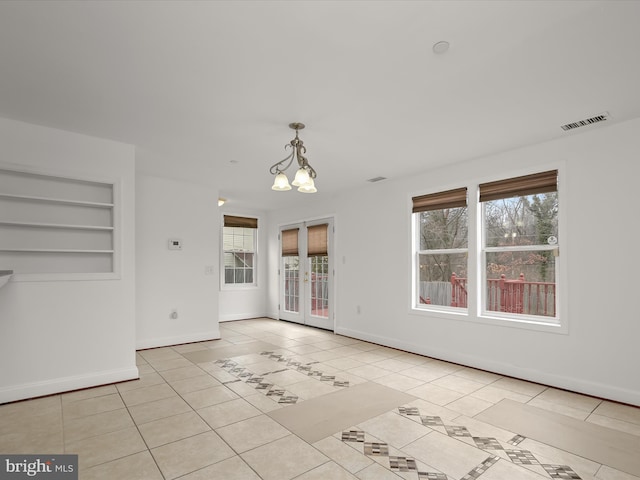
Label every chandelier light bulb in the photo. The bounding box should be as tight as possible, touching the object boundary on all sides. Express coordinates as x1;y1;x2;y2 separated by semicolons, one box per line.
292;167;310;187
298;177;317;193
272;172;292;191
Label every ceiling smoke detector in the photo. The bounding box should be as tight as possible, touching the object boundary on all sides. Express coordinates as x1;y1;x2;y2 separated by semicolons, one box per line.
561;112;609;131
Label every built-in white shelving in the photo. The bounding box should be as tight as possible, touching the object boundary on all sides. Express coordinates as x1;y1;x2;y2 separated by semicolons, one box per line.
0;249;114;253
0;168;117;276
0;192;114;208
0;220;114;231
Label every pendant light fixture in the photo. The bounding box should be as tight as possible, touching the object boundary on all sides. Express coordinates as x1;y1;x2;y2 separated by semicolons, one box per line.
270;123;317;193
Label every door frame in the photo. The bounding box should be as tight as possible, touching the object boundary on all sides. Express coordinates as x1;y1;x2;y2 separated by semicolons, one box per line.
278;216;335;331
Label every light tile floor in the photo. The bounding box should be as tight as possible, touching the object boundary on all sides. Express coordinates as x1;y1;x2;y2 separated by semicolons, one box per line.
1;318;639;479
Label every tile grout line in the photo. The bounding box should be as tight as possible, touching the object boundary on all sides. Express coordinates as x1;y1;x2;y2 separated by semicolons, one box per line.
116;363;169;480
167;347;273;479
142;343;290;479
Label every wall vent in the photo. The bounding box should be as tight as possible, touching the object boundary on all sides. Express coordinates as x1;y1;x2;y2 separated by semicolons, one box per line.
561;112;609;131
367;176;387;183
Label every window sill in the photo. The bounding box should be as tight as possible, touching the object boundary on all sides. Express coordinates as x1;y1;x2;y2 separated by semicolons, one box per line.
478;312;567;334
410;306;567;334
221;283;259;291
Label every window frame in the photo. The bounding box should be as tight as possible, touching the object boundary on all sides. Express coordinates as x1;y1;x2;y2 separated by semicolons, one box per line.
221;215;259;289
410;164;567;334
413;206;469;314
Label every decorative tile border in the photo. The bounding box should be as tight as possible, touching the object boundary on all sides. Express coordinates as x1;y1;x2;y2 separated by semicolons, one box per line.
418;473;448;480
389;456;418;472
364;442;389;456
505;449;540;465
260;351;351;388
461;455;500;480
396;406;584;480
341;429;443;479
472;437;504;450
213;351;350;406
542;465;582;479
342;430;365;442
215;359;298;404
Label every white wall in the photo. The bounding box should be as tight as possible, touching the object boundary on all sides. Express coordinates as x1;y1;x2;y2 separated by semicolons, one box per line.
218;206;268;322
267;118;640;406
0;118;137;403
136;173;220;348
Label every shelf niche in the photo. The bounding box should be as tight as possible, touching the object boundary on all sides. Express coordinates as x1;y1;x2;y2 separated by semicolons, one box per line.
0;168;116;277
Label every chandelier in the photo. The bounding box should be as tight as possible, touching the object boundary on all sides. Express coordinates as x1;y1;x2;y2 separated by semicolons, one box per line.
270;122;317;193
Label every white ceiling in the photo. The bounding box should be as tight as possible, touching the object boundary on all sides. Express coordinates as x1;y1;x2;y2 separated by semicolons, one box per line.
1;1;639;211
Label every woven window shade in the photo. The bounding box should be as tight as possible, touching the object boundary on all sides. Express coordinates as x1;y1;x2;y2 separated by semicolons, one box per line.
307;224;328;257
479;170;557;202
412;187;467;213
224;215;258;228
281;228;299;256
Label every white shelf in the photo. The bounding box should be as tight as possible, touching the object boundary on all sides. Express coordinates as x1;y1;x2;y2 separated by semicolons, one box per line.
0;192;114;208
0;248;114;254
0;220;113;231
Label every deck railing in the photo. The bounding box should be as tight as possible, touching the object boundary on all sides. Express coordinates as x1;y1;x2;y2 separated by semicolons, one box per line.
421;273;556;317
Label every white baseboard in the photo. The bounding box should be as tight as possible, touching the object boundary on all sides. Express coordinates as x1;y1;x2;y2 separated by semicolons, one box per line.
335;326;640;407
219;313;269;322
0;366;139;404
136;330;221;350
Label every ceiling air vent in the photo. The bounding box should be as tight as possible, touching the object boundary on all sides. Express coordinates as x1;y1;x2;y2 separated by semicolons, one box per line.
561;112;609;131
367;176;387;183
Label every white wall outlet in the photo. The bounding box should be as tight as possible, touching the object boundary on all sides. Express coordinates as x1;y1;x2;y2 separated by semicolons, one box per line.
204;265;215;275
168;239;182;250
170;309;178;320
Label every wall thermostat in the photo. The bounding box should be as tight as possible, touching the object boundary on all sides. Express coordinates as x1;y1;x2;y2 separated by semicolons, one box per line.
168;238;182;250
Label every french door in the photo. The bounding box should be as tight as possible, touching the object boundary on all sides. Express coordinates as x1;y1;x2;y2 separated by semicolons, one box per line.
279;218;334;330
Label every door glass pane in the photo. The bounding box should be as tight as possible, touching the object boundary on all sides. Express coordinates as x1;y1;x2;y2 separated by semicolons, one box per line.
310;256;329;318
284;255;299;313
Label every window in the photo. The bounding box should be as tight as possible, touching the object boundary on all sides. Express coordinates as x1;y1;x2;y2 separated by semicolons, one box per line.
413;188;468;309
223;215;257;286
480;170;558;319
412;169;560;326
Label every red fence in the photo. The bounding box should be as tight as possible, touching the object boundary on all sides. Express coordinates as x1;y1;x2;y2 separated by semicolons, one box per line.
422;273;556;317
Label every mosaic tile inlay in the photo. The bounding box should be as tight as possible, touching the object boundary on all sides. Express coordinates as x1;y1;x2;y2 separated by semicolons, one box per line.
259;351;351;388
472;437;504;450
506;449;540;465
389;456;418;471
508;434;527;446
213;350;351;406
363;442;389;456
445;425;472;437
341;430;365;443
542;465;582;479
393;406;584;480
461;455;500;480
420;415;444;426
418;473;448;480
